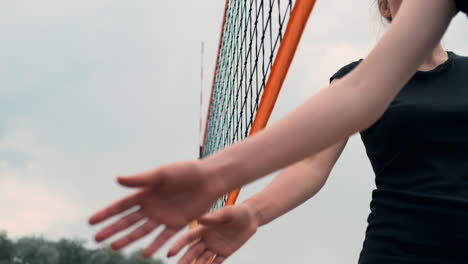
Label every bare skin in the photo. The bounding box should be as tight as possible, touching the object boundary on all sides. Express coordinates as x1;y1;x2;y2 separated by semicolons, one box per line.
164;1;460;263
167;40;453;263
168;139;347;264
89;0;458;259
167;44;453;264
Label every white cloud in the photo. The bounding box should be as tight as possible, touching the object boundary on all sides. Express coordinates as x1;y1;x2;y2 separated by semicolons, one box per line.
0;173;78;238
0;120;82;239
299;41;369;89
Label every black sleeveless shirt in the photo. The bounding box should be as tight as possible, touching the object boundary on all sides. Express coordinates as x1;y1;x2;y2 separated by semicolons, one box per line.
455;0;468;16
330;52;468;263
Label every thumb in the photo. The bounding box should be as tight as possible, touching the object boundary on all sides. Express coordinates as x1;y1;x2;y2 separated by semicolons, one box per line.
117;168;166;188
198;206;235;225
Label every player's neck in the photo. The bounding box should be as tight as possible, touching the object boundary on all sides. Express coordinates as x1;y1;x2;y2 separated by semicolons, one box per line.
418;44;448;72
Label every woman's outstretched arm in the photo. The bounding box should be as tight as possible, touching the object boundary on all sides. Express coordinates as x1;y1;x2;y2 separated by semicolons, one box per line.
205;0;457;193
168;139;347;263
243;139;347;227
89;0;458;257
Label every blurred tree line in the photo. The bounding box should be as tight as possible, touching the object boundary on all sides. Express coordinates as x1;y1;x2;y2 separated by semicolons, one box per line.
0;231;164;264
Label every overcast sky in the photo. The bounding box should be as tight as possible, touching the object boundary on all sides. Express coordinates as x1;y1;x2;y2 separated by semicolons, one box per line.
1;1;467;263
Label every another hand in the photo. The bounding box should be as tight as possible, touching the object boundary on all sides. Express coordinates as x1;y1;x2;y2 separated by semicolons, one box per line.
88;160;223;258
168;203;259;264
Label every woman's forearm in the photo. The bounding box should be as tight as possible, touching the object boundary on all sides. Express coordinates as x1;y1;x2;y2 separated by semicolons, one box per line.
243;140;347;227
203;0;456;195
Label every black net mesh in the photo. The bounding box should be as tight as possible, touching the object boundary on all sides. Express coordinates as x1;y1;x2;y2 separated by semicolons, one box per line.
202;0;296;211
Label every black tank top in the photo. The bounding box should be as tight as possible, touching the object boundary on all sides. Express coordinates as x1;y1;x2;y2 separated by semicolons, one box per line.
330;52;468;263
455;0;468;16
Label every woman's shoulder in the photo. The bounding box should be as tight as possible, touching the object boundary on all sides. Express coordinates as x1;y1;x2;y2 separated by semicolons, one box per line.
329;59;363;83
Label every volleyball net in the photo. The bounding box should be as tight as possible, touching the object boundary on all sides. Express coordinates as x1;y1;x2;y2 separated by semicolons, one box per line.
201;0;317;212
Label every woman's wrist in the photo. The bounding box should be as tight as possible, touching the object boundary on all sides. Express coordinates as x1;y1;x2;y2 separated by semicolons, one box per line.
243;197;267;227
199;156;236;200
201;147;251;196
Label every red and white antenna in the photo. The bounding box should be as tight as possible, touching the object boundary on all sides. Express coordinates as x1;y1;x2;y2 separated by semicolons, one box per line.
199;41;205;158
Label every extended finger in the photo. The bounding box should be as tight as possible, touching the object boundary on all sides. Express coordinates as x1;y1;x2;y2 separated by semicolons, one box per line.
196;249;215;264
142;227;178;258
168;226;205;257
118;166;168;188
111;220;160;251
177;240;206;264
89;191;143;225
95;209;144;242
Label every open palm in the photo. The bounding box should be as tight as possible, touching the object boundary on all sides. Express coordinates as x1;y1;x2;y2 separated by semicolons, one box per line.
89;160;222;258
168;204;259;264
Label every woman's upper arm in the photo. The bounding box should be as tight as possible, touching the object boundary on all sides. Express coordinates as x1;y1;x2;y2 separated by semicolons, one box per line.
303;137;347;175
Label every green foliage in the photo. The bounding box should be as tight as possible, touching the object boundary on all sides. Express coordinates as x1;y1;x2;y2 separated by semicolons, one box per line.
0;231;165;264
15;236;59;264
0;231;14;263
55;239;88;264
128;250;165;264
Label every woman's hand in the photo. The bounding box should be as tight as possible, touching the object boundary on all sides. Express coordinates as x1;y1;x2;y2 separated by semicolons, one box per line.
88;160;224;258
168;203;259;264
